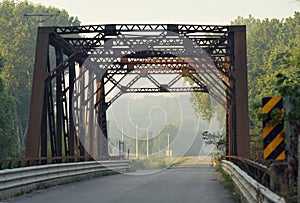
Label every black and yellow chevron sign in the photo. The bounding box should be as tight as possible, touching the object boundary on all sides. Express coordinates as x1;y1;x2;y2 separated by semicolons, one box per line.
262;97;285;160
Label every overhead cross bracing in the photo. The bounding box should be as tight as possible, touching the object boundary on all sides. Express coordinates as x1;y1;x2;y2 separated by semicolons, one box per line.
52;26;232;106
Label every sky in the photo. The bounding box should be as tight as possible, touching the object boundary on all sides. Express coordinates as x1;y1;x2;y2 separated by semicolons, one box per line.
20;0;299;25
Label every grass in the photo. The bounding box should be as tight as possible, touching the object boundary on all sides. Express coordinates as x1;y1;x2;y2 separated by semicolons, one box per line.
215;158;240;201
129;156;189;171
1;162;23;170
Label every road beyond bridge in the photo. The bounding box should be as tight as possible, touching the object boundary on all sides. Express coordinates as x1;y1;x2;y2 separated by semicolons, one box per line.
6;157;236;203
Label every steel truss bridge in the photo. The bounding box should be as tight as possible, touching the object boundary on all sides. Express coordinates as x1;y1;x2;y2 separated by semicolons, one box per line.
25;24;250;160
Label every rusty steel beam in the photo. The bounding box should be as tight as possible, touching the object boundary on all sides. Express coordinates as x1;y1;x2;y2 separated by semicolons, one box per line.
230;26;250;158
88;72;95;157
96;81;108;159
26;27;54;158
55;46;63;159
68;58;76;157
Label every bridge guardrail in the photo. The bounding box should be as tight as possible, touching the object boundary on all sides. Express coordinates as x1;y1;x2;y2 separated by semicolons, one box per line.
0;160;130;199
222;160;285;203
225;156;271;188
0;155;125;170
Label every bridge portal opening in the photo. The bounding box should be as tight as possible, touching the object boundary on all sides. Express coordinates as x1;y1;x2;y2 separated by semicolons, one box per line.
25;24;249;161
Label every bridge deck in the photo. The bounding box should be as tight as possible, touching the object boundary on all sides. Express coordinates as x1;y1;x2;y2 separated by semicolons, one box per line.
7;157;235;203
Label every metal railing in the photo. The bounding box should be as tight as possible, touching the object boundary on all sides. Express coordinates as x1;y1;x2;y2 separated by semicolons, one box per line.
0;159;130;199
225;156;271;188
222;159;285;203
0;155;126;170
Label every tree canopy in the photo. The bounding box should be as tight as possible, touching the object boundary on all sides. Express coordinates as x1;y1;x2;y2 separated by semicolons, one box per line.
0;53;17;159
230;12;300;159
0;0;80;158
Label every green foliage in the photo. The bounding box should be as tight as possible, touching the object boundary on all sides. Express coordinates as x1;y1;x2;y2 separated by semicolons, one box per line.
276;54;300;130
0;53;17;159
189;92;225;128
130;156;188;171
202;131;223;145
201;131;226;155
230;12;300;160
217;162;239;200
189;93;213;122
0;0;80;158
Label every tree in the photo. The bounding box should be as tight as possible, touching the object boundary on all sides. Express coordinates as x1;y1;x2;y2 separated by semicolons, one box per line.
189;93;213;123
229;12;300;160
201;131;226;156
0;54;18;159
0;0;80;155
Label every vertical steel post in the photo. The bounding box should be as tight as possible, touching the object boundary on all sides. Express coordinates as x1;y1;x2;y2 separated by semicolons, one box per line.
26;27;53;158
79;65;86;158
55;46;63;158
101;81;108;158
68;59;76;157
96;82;101;158
226;77;235;156
88;73;95;158
226;32;235;156
47;60;57;158
97;79;108;159
230;26;250;158
40;87;47;159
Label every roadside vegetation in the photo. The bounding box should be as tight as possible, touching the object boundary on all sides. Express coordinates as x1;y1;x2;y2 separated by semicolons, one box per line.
129;156;189;171
215;160;240;202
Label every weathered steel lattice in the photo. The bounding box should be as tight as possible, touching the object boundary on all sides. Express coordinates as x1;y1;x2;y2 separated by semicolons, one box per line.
26;24;250;160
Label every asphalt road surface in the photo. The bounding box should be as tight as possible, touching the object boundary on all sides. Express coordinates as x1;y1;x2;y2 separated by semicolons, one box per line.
5;157;236;203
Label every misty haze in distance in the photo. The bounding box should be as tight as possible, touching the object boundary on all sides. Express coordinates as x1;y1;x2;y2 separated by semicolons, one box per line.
107;94;224;156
